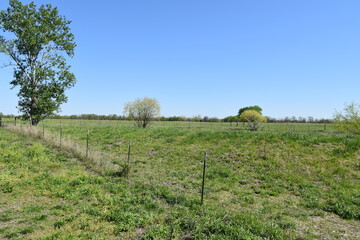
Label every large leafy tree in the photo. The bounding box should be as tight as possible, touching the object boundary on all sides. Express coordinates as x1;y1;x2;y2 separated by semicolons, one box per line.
238;105;262;117
0;0;76;125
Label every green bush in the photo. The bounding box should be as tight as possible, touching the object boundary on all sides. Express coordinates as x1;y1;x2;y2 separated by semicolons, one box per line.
334;102;360;134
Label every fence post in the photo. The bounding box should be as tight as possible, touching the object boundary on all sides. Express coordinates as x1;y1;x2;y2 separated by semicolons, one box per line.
42;124;45;138
59;125;62;146
0;117;2;127
86;130;89;158
127;140;132;177
201;152;207;206
324;123;327;131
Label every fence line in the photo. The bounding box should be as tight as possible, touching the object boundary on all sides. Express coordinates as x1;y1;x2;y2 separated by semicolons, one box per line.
0;118;337;134
4;125;126;174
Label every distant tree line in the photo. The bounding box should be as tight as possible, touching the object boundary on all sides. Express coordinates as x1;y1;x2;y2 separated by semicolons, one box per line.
0;112;332;123
223;115;332;123
49;114;128;120
266;116;332;123
160;116;221;122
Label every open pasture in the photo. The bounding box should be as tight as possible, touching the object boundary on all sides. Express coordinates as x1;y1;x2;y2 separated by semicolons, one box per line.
1;120;359;239
1;118;336;133
43;119;337;133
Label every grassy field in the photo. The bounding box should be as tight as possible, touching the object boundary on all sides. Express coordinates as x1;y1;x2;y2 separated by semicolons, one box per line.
0;120;359;239
1;118;337;133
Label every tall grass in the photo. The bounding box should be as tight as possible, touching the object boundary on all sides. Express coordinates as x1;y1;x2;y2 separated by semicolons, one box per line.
4;125;123;174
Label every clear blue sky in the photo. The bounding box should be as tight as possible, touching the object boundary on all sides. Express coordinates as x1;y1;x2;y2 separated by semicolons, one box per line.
1;0;359;119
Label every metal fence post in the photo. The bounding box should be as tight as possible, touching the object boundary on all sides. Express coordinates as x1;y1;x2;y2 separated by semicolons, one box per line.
60;125;62;146
127;140;132;177
86;130;89;158
201;152;207;206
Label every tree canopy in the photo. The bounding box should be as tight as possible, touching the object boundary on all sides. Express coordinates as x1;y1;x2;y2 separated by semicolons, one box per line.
238;105;262;117
0;0;76;125
124;97;161;128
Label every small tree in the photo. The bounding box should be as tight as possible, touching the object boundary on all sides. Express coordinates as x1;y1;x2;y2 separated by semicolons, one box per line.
0;0;76;125
334;102;360;134
238;105;262;117
124;97;160;128
239;110;267;131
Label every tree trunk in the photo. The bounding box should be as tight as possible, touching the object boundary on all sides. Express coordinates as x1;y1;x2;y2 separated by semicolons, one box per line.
30;117;39;126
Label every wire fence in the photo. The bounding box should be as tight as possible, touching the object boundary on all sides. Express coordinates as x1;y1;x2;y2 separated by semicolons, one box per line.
0;118;338;134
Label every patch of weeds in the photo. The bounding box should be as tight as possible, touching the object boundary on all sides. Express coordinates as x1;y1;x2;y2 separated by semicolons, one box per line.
5;232;19;239
278;219;296;230
297;182;321;209
54;154;68;162
53;215;76;229
165;137;176;143
19;226;34;235
310;209;325;217
142;225;169;239
104;210;143;231
0;213;12;222
323;199;360;220
23;204;44;213
331;137;360;157
38;231;62;239
0;226;9;233
251;186;262;195
239;178;249;185
33;214;48;221
207;165;233;179
114;224;130;234
179;216;196;231
51;204;70;211
103;167;129;177
240;195;255;205
25;143;46;159
1;182;14;193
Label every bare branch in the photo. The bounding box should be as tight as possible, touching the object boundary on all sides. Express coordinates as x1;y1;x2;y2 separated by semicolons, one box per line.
0;61;16;69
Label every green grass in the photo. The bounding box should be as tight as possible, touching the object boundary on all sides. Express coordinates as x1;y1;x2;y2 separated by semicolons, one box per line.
1;120;359;239
1;117;337;133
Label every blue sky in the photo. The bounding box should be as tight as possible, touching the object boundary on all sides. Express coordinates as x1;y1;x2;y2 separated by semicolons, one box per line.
1;0;359;119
